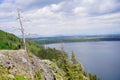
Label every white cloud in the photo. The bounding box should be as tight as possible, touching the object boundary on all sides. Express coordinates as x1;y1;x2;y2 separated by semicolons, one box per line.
51;4;61;10
73;7;88;17
83;0;94;3
98;0;118;13
0;0;120;36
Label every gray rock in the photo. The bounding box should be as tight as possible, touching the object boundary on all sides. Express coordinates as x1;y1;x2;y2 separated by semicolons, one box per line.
0;50;64;80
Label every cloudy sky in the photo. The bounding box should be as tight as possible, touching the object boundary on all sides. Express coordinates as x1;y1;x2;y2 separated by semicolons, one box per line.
0;0;120;37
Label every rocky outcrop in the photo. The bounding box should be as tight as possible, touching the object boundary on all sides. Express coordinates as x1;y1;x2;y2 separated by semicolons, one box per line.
0;50;64;80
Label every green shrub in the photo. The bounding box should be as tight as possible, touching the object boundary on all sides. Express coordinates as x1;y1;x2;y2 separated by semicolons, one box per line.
34;69;43;80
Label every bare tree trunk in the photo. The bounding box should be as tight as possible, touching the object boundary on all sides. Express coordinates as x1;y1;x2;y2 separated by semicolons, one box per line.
17;9;27;51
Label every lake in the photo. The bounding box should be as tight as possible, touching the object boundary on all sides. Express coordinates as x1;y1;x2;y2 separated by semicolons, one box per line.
45;41;120;80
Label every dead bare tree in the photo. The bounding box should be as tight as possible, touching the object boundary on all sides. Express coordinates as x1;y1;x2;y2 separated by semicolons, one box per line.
17;8;27;51
61;42;66;57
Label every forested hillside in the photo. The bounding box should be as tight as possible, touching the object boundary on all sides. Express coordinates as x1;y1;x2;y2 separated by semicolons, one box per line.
31;35;120;44
0;30;21;49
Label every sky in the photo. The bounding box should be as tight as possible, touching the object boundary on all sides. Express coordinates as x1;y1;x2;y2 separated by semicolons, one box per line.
0;0;120;37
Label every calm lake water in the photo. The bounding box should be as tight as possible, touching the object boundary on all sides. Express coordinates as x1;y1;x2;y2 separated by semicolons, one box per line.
45;41;120;80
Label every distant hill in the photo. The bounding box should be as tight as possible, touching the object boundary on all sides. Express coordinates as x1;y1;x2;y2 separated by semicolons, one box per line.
0;30;22;49
29;34;120;44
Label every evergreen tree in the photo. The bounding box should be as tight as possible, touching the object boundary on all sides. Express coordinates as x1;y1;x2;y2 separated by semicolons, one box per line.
71;51;78;64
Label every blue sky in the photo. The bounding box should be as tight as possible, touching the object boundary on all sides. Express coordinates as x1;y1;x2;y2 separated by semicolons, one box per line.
0;0;120;37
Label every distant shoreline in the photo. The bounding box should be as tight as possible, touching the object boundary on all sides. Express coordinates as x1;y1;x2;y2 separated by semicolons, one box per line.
43;40;120;45
28;37;120;45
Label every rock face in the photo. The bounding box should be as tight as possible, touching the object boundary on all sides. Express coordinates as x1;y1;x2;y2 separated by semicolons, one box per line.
0;50;64;80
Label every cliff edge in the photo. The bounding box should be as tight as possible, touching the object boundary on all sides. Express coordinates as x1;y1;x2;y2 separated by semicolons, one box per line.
0;50;64;80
